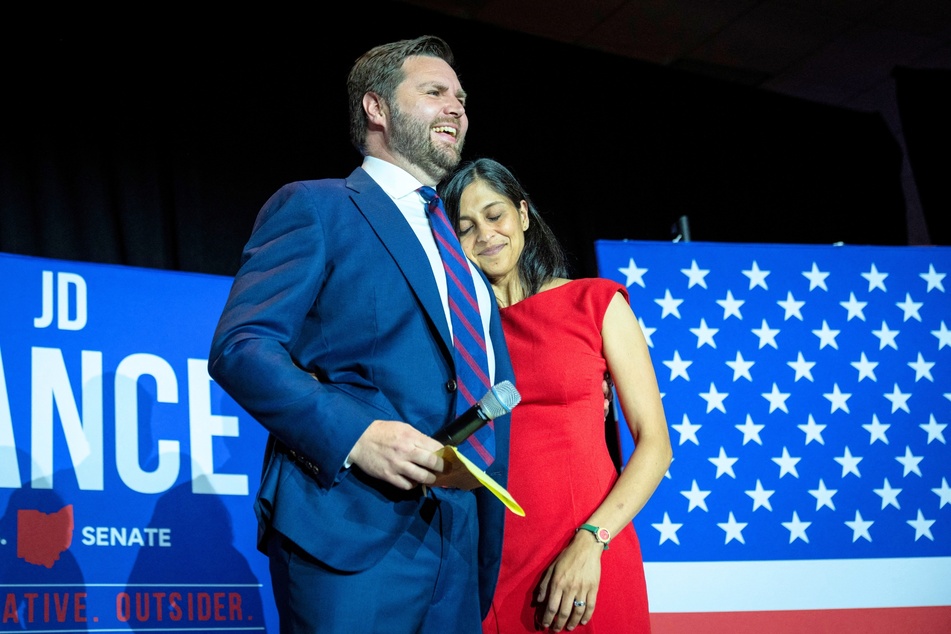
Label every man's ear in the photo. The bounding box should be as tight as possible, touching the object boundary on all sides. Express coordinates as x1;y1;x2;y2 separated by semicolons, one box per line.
364;92;387;126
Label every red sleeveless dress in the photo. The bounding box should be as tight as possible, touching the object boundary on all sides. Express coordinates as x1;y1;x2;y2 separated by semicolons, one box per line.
483;278;651;633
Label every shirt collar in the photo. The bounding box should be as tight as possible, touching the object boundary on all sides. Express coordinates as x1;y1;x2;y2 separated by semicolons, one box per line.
362;156;423;201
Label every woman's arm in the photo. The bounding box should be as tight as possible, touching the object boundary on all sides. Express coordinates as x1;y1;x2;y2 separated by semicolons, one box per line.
591;291;673;531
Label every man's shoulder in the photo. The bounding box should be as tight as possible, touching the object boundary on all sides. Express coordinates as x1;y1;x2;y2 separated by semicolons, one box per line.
258;171;388;223
273;167;373;193
265;172;373;203
279;176;350;193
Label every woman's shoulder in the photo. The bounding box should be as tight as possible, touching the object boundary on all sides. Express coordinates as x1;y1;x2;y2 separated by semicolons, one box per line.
539;279;629;320
539;277;573;293
563;277;629;299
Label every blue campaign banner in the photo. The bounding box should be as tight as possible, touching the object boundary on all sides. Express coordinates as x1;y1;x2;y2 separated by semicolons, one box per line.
595;240;951;622
0;252;278;632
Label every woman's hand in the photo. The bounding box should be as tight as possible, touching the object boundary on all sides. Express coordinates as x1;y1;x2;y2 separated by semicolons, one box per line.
534;531;603;631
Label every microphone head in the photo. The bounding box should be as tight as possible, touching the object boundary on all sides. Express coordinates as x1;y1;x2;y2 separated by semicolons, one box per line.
479;380;521;419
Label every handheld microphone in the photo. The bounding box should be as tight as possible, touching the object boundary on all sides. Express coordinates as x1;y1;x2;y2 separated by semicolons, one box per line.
434;380;521;446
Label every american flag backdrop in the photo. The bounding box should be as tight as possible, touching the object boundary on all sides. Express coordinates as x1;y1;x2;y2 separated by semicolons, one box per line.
595;240;951;634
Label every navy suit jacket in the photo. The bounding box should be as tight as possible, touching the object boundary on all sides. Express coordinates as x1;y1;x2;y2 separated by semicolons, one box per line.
208;166;515;616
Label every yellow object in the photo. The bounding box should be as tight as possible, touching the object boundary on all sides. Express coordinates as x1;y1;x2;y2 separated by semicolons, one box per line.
436;446;525;516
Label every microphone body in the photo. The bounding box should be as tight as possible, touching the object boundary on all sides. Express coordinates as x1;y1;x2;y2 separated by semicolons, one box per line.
434;380;521;446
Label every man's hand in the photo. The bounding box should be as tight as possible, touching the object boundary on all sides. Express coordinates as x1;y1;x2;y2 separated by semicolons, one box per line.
348;420;446;490
602;372;614;420
431;446;482;490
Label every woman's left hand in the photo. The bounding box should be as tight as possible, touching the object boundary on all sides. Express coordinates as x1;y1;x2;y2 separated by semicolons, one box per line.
534;532;603;631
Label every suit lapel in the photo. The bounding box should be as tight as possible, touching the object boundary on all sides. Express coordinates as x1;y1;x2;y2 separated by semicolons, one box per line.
345;168;454;357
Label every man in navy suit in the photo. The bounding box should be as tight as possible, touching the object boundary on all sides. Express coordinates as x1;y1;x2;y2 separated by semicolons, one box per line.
208;35;515;632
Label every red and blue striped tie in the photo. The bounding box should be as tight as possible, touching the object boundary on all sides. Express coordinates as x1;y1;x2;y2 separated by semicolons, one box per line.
419;186;495;469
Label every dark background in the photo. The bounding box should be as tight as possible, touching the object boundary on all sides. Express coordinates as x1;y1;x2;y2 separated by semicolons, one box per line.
1;3;947;280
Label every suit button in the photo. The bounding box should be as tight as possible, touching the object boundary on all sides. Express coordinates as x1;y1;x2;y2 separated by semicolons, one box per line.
446;379;457;392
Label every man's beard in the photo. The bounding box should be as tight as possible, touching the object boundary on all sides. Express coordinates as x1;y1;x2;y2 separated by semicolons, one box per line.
389;106;464;181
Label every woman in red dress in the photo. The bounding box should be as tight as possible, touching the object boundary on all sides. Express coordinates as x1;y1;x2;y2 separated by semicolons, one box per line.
440;158;673;632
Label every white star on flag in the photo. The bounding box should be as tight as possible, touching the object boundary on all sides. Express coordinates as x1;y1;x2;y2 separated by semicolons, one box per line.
932;321;951;349
896;293;924;321
812;320;840;349
802;262;830;290
681;480;712;512
932;478;951;507
919;264;946;291
619;258;648;287
655;289;683;318
788;352;815;381
719;512;747;544
798;414;826;444
717;290;745;319
809;479;837;510
652;512;683;545
772;447;801;478
736;415;765;445
872;321;900;350
863;414;890;444
663;350;692;381
745;479;774;510
671;413;702;446
874;478;902;509
845;510;874;542
782;511;811;543
727;351;755;381
762;383;791;413
920;415;946;444
862;263;888;292
883;383;912;413
700;383;729;413
682;260;710;288
851;352;878;381
709;447;738;478
907;510;935;541
908;353;935;382
778;292;805;320
752;319;780;349
743;261;770;290
834;446;863;477
840;292;867;321
690;319;718;348
896;446;924;476
824;384;852;413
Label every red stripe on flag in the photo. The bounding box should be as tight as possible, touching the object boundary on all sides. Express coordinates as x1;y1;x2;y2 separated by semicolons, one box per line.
650;606;951;634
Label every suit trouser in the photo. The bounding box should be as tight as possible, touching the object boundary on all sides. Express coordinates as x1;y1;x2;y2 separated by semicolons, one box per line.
266;487;483;633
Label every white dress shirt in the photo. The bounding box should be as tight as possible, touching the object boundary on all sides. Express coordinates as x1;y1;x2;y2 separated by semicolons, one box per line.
362;156;497;383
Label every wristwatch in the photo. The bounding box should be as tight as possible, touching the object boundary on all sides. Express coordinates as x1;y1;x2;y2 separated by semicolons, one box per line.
577;523;611;550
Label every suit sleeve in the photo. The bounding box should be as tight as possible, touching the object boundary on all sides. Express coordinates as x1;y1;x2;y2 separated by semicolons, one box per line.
208;182;394;488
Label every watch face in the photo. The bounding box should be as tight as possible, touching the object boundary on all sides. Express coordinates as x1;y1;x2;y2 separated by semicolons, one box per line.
597;528;610;542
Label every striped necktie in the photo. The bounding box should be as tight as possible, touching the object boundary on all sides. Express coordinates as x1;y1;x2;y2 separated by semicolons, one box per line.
419;185;495;469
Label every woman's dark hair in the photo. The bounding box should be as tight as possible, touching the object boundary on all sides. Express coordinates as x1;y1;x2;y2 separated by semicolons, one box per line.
439;158;569;297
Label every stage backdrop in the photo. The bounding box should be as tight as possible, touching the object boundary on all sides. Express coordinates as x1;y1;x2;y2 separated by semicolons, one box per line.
2;243;949;633
595;240;951;633
0;252;277;632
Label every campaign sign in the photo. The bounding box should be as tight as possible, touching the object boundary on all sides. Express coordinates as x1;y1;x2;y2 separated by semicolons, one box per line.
0;252;278;632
